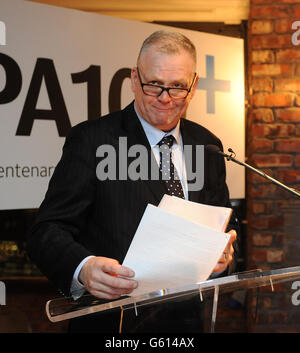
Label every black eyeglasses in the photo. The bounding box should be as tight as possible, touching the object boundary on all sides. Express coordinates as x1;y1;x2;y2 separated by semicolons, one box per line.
136;67;197;99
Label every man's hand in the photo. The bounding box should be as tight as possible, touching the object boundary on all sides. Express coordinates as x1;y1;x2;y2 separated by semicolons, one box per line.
79;256;138;300
212;229;237;273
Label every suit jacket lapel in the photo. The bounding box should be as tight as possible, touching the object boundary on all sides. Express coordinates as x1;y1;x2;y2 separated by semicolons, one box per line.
180;118;203;204
121;102;168;204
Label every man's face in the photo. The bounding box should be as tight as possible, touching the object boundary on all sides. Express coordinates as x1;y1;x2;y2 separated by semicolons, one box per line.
131;48;199;131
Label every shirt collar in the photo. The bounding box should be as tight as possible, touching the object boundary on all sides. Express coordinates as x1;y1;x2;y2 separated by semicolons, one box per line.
134;103;181;148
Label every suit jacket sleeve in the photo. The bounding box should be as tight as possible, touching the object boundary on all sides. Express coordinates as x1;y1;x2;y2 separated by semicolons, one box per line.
27;123;96;296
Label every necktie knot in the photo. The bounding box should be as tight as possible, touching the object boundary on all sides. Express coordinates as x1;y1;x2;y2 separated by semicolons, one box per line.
158;135;175;149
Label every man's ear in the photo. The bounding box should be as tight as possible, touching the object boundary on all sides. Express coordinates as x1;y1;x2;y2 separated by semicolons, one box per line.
190;75;199;99
130;67;138;93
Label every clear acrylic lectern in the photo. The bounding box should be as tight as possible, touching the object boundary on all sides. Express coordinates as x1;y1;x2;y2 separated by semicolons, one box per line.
46;266;300;332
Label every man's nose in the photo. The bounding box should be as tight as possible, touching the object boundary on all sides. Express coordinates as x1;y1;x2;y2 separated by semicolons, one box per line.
157;89;172;103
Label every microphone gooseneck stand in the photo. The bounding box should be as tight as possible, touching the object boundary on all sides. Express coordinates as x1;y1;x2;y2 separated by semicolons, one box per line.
205;144;300;199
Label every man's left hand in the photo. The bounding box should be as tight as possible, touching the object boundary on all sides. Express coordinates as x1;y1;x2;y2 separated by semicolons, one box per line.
212;229;237;273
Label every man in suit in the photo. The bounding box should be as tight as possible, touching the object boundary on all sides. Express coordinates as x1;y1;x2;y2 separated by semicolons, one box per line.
27;30;238;332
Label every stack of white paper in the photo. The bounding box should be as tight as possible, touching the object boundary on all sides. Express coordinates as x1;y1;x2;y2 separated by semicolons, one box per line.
122;195;232;296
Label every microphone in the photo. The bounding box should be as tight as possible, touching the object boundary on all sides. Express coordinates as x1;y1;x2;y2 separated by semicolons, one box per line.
205;145;300;199
205;144;239;162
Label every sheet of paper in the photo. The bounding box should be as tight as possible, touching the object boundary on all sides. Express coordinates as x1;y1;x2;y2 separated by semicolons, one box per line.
158;195;232;232
122;204;231;297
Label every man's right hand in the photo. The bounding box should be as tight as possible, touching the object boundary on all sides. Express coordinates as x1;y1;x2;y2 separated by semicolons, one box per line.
78;256;138;300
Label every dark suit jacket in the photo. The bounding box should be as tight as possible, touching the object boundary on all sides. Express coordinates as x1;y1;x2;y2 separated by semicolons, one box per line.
27;101;238;331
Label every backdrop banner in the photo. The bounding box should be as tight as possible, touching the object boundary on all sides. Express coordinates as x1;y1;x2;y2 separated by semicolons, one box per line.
0;0;245;210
